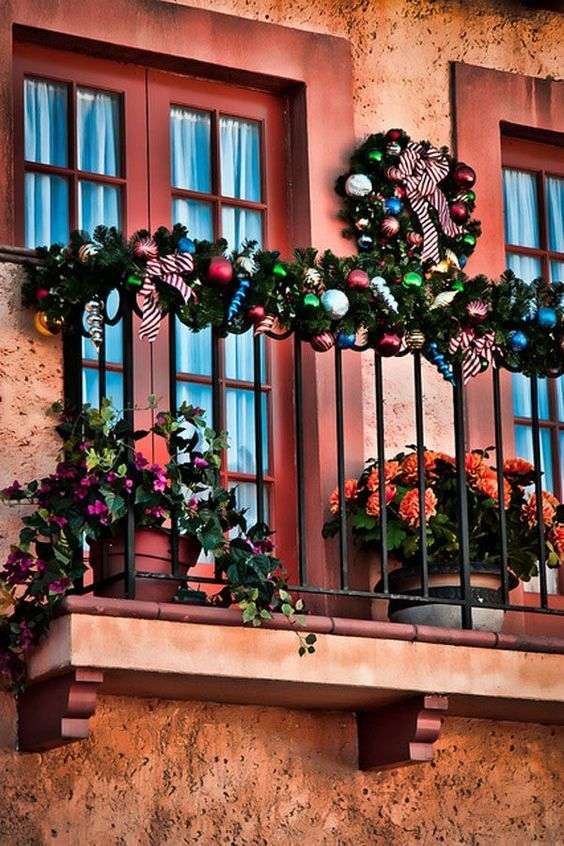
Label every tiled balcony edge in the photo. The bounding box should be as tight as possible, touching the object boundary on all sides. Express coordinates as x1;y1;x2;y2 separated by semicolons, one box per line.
60;595;564;655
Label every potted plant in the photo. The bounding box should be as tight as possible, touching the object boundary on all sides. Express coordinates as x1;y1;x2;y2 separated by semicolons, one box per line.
323;449;563;630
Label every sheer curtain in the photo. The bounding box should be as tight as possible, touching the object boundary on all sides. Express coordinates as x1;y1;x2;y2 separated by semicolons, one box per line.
24;79;69;247
220;117;260;201
77;88;121;234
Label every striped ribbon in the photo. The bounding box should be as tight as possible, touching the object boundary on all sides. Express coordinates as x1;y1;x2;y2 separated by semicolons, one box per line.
138;252;194;342
449;329;498;384
397;142;463;265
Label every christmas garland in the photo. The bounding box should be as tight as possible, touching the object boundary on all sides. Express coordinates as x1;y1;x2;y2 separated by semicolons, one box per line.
21;129;564;383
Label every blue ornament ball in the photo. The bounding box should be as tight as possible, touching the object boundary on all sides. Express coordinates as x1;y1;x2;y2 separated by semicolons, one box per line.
357;234;374;252
384;197;402;215
336;332;356;349
177;236;196;254
537;306;557;329
458;254;468;269
509;330;528;352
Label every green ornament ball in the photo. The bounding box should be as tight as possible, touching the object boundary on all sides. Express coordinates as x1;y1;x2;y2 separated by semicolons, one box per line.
402;271;423;289
273;261;288;278
303;293;320;309
452;280;465;292
126;274;143;289
368;149;383;163
467;190;476;203
463;234;477;247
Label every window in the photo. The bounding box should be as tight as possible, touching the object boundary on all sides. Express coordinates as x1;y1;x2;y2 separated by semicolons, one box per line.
15;43;297;559
502;136;564;594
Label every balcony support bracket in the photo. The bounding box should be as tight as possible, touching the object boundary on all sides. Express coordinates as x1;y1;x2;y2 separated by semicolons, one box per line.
17;668;103;753
357;694;448;771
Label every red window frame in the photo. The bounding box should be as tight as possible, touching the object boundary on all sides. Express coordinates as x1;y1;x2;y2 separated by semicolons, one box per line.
13;44;299;576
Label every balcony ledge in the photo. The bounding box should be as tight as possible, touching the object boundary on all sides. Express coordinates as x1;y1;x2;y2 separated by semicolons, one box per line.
16;595;564;760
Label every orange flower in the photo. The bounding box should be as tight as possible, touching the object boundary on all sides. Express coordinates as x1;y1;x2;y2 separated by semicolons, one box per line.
366;460;401;491
522;491;560;529
366;484;397;517
400;451;439;485
503;458;534;483
548;523;564;563
434;452;455;466
464;451;489;483
398;488;438;528
474;469;511;508
329;479;358;514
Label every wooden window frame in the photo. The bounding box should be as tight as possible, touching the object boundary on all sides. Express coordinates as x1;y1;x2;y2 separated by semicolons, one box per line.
454;64;564;633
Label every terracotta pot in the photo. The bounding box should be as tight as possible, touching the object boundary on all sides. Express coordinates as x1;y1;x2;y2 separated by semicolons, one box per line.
375;561;519;632
89;527;202;603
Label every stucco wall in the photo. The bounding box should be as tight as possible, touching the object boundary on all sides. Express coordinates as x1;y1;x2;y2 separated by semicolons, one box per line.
1;0;563;843
0;692;563;845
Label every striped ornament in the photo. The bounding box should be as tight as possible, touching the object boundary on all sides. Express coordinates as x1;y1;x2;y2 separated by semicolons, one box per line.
397;142;463;265
253;315;286;337
138;252;195;343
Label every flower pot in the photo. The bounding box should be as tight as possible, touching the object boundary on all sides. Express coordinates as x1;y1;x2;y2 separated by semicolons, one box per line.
376;561;518;631
89;527;202;603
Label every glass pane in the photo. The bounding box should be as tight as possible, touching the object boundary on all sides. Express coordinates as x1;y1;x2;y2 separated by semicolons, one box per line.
230;481;269;527
550;260;564;284
226;388;268;474
176;322;212;377
225;331;266;382
176;381;213;428
221;207;262;251
82;368;99;408
220;117;261;202
24;172;69;248
557;378;564;423
506;251;542;283
170;107;211;192
172;198;213;241
512;374;550;419
81;367;123;411
24;78;68;167
106;371;124;412
546;176;563;253
514;424;554;493
78;180;121;235
77;88;121;177
503;169;540;248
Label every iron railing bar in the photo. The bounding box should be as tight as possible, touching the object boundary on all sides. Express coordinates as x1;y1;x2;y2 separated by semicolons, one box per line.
334;346;349;590
294;337;307;584
374;354;389;592
413;352;429;597
97;307;106;408
253;334;266;525
122;297;136;599
492;368;510;605
530;374;549;608
452;366;472;629
211;326;221;432
169;311;180;578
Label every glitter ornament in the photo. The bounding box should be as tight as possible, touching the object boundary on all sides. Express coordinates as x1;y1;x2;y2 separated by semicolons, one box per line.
380;217;400;238
466;300;489;323
78;243;99;263
370;276;399;312
310;332;335;352
405;329;426;350
344;174;372;197
303;267;325;295
406;231;423;248
346;269;370;290
84;297;104;349
133;236;159;260
321;289;350;319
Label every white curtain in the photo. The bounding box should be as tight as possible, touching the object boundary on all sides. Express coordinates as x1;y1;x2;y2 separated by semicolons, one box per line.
503;168;540;248
547;176;563;253
172;198;213;242
170;107;211;192
220;117;260;201
221;207;262;251
77;88;120;176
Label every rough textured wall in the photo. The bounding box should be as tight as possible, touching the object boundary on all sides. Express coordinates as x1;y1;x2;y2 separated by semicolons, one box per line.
0;693;563;845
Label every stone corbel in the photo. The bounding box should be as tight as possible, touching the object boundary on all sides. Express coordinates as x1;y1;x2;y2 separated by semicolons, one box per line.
357;694;448;770
17;668;103;752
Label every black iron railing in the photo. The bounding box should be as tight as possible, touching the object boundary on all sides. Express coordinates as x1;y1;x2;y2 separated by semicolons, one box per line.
64;292;564;629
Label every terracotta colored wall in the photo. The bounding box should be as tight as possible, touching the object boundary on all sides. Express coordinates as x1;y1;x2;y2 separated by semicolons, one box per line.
1;0;563;843
0;692;563;845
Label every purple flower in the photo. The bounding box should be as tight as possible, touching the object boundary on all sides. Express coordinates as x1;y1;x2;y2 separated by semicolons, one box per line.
3;550;35;586
194;457;209;470
2;480;22;499
187;497;199;512
144;505;168;520
17;621;35;653
155;413;167;427
134;452;149;470
50;515;68;528
124;478;134;493
87;500;109;524
106;471;118;483
48;577;70;595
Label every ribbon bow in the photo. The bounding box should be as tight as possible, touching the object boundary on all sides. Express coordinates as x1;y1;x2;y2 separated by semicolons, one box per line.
449;329;498;384
139;252;194;342
397;142;463;265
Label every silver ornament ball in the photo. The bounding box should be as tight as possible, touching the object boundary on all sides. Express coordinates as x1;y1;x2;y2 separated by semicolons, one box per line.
320;289;350;320
344;173;372;198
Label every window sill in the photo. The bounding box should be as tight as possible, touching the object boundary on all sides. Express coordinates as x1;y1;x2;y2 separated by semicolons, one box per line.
16;595;564;759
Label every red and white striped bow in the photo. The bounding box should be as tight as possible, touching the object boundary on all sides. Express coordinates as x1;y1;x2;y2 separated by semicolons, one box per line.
138;252;194;343
397;142;462;265
449;329;498;384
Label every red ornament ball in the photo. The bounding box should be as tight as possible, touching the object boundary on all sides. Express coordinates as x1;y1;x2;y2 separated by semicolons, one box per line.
386;128;402;142
394;185;407;199
36;288;50;301
310;332;335;352
374;331;402;356
449;201;469;224
207;257;233;285
380;216;400;238
452;163;476;189
406;231;423;248
346;269;370;290
247;305;266;324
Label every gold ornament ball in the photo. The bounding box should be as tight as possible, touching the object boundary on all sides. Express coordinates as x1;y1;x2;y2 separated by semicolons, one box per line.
34;311;62;337
405;329;425;350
